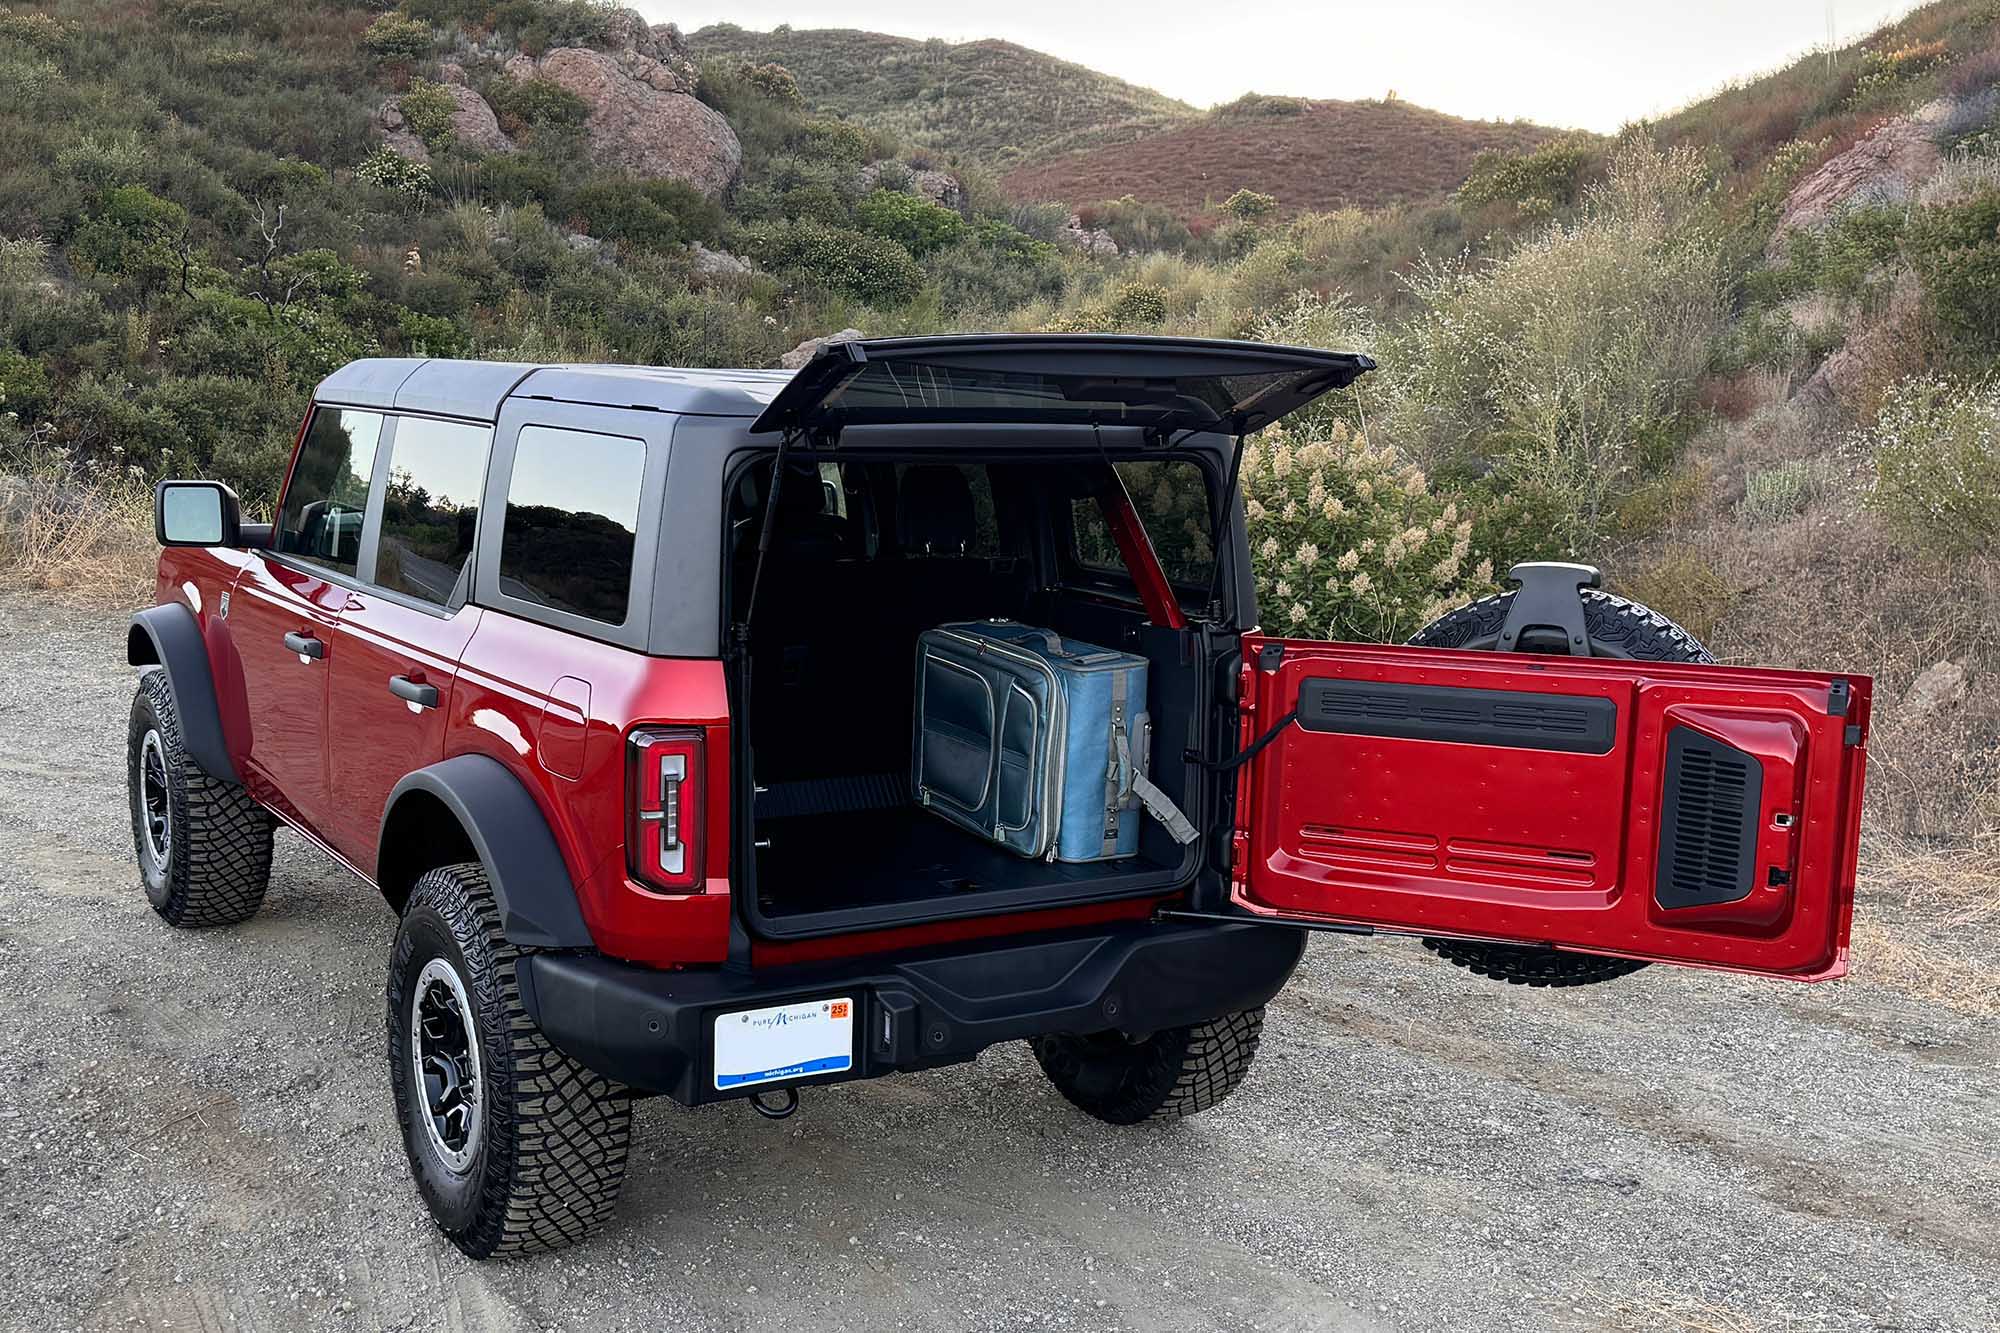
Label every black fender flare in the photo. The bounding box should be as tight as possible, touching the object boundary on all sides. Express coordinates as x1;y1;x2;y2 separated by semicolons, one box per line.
128;603;240;785
380;754;594;949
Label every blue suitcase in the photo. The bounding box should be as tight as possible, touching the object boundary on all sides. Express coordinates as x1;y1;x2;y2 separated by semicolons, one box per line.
912;620;1196;863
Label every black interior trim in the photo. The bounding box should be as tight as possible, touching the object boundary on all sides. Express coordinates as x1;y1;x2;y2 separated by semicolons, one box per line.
1295;678;1618;755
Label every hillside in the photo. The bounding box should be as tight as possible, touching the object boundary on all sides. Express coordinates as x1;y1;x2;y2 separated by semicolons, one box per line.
1002;97;1564;216
684;23;1194;168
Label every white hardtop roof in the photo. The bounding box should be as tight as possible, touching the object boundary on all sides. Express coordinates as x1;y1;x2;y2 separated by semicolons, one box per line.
312;358;793;424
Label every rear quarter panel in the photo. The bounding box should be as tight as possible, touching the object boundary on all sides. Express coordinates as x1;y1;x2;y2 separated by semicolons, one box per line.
448;611;733;966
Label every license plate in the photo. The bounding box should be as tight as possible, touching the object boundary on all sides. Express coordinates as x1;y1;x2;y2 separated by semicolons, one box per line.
713;996;854;1090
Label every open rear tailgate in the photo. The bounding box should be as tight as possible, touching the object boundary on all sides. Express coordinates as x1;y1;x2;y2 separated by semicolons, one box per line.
752;335;1373;439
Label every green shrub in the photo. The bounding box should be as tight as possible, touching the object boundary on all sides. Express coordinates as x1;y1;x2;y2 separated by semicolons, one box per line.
1106;282;1168;328
930;235;1066;315
780;182;852;226
571;176;724;251
854;189;967;256
738;61;803;107
487;0;617;53
1458;136;1602;212
362;13;433;64
0;347;51;420
1222;189;1280;222
0;11;73;55
971;218;1059;265
747;220;922;304
1081;195;1192;254
474;154;563;208
794;118;872;167
1390;141;1728;553
1213;93;1308;119
1904;189;2000;356
1847;39;1951;109
1241;423;1497;642
56;130;149;193
1865;374;2000;555
67;186;190;293
484;75;590;140
1737;458;1816;525
399;80;457;154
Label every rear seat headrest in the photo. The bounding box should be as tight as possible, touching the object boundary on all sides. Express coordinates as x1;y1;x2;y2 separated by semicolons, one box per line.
898;465;977;557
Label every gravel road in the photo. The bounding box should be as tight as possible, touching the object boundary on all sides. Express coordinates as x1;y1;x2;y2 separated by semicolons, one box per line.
1;590;1995;1333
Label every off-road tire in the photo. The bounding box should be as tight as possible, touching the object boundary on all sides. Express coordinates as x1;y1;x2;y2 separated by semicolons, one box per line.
127;667;273;927
1405;585;1713;988
387;863;632;1259
1032;1008;1264;1126
1407;586;1715;663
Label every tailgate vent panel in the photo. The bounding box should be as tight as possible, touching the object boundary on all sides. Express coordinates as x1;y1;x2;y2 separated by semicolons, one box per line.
1655;727;1762;909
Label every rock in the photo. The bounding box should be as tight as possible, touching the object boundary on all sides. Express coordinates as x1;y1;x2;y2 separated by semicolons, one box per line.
857;162;966;213
374;84;512;162
1059;212;1119;257
779;328;865;370
1795;273;1924;421
438;60;467;87
1770;100;1953;255
1904;660;1969;720
374;100;428;164
503;47;740;197
440;83;513;154
689;241;755;278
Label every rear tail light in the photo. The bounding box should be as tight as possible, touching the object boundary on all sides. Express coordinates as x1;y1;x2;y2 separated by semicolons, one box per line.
629;728;704;892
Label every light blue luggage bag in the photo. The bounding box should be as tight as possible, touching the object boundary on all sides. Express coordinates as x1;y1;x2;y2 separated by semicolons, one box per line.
912;620;1197;862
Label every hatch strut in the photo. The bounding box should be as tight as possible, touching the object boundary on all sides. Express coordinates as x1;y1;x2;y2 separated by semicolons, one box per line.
1203;433;1249;623
735;426;801;647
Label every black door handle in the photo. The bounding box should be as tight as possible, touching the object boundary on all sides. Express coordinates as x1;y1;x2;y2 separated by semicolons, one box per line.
282;631;324;660
389;675;439;709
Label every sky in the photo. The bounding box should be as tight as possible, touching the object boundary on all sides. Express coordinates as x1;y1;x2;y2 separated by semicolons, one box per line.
644;0;1927;132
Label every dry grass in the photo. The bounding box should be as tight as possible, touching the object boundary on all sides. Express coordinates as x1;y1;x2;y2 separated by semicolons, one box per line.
1852;833;2000;1015
0;452;155;609
1002;99;1562;217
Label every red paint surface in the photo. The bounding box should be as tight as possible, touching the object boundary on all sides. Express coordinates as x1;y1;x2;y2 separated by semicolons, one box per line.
322;591;484;867
1232;636;1871;980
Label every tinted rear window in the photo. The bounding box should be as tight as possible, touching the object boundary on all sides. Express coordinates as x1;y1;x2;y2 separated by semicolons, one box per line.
1071;460;1215;588
499;426;642;626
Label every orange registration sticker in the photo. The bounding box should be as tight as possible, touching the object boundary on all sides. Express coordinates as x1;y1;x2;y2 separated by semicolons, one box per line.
829;1001;850;1019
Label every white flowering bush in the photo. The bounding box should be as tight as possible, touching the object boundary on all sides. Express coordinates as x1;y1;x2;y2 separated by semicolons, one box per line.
355;147;433;200
1242;422;1497;643
1864;374;2000;555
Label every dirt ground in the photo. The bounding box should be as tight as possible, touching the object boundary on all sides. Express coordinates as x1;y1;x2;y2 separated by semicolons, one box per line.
1;590;1995;1333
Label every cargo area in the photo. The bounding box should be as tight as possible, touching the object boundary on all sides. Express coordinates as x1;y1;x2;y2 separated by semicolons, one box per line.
728;454;1214;937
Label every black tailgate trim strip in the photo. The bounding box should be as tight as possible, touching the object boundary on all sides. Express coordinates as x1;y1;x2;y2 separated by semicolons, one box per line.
1295;679;1617;754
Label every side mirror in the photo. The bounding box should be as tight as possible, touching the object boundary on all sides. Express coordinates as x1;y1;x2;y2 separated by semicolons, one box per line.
155;480;241;548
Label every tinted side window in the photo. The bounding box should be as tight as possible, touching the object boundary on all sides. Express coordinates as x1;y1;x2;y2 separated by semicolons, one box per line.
375;417;490;608
1071;460;1215;588
277;408;383;574
499;425;643;626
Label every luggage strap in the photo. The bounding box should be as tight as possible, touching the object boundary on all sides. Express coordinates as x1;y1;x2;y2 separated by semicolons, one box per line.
1108;673;1198;849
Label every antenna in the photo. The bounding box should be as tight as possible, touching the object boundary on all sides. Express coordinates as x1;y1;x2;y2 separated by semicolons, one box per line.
1826;0;1836;76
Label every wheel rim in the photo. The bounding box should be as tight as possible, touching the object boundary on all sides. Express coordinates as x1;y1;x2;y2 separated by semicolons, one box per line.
139;730;171;869
410;957;483;1173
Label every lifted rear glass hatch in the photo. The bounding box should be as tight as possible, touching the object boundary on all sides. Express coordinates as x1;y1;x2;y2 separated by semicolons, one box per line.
751;334;1374;440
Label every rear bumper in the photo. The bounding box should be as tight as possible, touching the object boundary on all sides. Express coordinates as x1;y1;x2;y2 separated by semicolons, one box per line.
517;918;1307;1105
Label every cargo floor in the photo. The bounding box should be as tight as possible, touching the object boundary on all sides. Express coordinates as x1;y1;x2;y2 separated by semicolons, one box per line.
753;806;1175;928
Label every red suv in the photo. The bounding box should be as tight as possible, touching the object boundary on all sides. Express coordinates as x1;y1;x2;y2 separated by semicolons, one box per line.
130;336;1870;1258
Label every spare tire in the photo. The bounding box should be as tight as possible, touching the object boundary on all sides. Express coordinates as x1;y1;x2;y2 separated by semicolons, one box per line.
1405;584;1712;987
